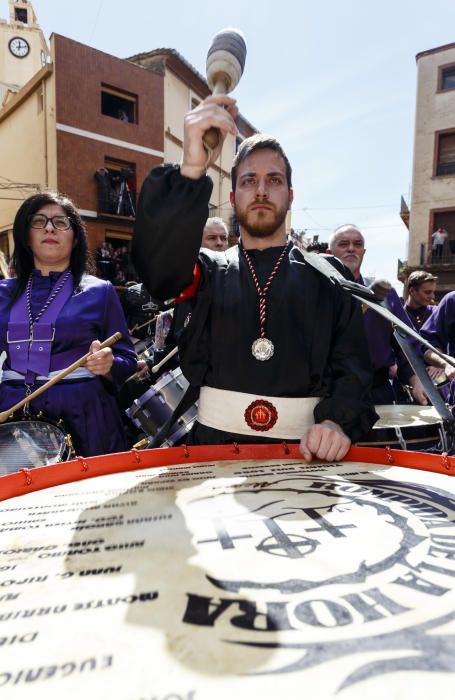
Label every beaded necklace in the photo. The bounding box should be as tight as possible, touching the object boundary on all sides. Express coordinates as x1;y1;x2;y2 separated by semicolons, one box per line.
26;269;72;331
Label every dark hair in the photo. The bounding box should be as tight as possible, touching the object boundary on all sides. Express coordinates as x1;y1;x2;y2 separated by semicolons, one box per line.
11;191;92;295
231;134;292;191
407;270;438;290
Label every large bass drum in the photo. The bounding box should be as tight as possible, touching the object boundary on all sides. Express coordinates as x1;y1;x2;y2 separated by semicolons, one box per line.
0;416;73;475
0;444;454;698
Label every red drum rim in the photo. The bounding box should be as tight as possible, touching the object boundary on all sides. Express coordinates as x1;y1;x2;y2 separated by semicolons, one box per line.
1;443;454;502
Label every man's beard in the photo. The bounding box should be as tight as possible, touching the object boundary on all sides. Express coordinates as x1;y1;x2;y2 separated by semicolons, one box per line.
234;198;290;238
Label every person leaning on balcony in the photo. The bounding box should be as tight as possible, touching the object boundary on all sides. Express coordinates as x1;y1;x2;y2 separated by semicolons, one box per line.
432;226;448;262
0;191;137;457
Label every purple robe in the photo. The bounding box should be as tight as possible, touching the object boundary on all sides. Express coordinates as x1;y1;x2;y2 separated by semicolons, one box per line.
0;272;137;457
421;292;455;355
421;292;455;404
404;303;434;331
360;277;419;403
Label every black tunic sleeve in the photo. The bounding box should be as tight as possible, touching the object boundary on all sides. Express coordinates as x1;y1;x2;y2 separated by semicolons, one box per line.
133;164;213;300
314;284;378;441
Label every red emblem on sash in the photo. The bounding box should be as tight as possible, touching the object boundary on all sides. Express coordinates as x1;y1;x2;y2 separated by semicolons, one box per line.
244;400;278;432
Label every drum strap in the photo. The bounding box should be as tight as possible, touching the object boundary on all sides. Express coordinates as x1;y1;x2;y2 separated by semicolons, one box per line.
147;384;200;448
7;272;73;383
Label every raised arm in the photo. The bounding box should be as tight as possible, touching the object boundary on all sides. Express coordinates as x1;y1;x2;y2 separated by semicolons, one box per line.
133;95;239;301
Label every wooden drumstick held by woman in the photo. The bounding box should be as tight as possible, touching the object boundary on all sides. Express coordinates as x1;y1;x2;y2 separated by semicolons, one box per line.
0;333;121;423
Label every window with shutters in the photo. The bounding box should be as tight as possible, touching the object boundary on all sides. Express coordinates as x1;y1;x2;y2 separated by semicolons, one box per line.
436;132;455;176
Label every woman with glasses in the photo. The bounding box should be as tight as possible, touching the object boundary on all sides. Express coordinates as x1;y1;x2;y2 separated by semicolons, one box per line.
0;191;136;457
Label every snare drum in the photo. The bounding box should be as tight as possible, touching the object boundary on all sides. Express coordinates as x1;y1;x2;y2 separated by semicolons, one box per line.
126;367;197;447
357;404;444;451
0;416;73;475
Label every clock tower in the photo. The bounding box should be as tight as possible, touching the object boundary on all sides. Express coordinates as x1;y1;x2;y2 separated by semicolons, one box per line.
0;0;49;106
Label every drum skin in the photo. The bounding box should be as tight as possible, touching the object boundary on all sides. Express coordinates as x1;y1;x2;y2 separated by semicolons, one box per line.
0;445;454;698
0;418;72;475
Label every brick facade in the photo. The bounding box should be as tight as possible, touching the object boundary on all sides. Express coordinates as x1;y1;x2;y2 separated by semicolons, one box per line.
53;35;164;264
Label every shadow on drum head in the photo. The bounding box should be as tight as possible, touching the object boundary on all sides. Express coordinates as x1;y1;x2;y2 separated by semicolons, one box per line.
64;474;276;676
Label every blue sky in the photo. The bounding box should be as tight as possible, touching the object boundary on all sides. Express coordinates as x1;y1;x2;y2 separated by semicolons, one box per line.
4;0;455;289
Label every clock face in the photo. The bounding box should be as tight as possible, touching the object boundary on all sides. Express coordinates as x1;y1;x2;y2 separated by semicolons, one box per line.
9;36;30;58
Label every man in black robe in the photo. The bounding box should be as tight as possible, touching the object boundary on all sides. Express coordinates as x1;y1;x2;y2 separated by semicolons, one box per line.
133;95;376;461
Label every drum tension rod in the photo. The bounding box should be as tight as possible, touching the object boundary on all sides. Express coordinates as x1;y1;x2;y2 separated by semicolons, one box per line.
282;441;290;455
232;442;240;454
182;444;190;458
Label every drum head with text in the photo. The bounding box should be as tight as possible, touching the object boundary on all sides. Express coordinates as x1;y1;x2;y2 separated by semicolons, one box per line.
0;457;454;698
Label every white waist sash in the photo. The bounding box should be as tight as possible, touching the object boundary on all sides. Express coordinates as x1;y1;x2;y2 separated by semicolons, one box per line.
198;386;320;439
1;367;96;383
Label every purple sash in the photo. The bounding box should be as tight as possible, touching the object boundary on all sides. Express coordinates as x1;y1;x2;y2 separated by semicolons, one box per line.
7;272;74;383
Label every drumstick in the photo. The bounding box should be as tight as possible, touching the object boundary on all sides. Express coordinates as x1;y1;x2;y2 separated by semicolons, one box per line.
0;332;122;424
151;346;178;374
129;315;158;336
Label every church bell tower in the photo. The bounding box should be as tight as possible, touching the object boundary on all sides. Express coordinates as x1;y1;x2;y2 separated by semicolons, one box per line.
0;1;49;106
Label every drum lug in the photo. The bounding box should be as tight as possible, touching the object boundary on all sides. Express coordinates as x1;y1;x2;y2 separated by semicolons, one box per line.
384;447;394;464
77;456;89;472
19;468;32;486
441;452;451;471
131;449;142;464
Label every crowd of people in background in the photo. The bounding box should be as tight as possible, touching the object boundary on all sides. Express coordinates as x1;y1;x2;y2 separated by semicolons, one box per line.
96;241;132;285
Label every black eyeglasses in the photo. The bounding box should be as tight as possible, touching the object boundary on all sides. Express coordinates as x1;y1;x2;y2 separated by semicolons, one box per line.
29;214;72;231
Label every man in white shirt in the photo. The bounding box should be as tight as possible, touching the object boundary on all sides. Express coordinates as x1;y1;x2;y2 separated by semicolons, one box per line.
432;227;448;261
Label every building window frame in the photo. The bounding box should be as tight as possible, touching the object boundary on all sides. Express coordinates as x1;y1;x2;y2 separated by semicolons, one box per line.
189;91;202;111
101;84;138;124
434;128;455;177
94;157;137;218
437;62;455;92
428;207;455;263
